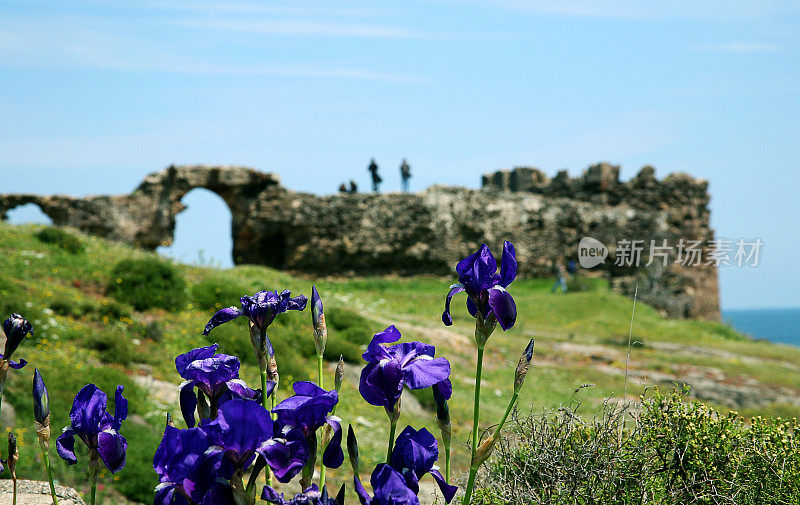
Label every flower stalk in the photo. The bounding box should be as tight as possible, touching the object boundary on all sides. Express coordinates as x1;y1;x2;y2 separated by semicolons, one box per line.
88;454;99;505
33;367;59;505
463;344;485;505
8;432;18;505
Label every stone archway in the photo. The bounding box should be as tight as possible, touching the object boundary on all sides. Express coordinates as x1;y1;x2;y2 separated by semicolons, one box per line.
156;188;234;267
3;202;54;225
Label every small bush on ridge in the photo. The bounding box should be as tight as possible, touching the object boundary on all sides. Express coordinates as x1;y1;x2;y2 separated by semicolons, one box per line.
107;258;186;311
35;226;85;254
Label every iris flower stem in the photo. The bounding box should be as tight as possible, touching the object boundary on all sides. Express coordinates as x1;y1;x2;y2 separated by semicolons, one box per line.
12;476;16;505
496;391;519;436
444;438;451;485
386;417;398;464
40;445;59;505
259;370;274;488
88;458;99;505
463;345;485;505
317;355;324;390
0;375;6;425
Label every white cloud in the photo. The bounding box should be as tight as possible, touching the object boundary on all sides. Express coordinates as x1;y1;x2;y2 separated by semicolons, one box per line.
0;15;424;83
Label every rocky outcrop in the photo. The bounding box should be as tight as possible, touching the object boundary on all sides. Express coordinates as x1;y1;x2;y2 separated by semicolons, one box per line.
0;163;719;320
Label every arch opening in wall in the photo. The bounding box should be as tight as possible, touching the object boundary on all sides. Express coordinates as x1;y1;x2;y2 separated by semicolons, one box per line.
157;188;233;268
5;203;53;225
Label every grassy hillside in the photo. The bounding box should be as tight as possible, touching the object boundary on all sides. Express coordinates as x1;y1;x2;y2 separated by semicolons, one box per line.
1;222;798;503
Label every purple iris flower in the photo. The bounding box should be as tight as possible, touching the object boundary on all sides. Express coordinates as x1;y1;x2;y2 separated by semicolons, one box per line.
1;313;32;369
202;398;308;484
202;290;308;336
272;382;343;469
153;425;235;505
259;422;309;483
262;484;343;505
203;399;275;470
442;241;518;331
359;326;451;412
175;344;265;428
354;464;420;505
56;384;128;473
390;427;458;503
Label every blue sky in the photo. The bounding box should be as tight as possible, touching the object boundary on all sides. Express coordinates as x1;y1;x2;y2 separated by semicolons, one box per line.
1;0;798;310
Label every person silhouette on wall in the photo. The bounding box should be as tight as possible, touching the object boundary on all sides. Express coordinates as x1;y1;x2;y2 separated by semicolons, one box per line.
368;158;382;193
400;158;412;192
349;180;358;194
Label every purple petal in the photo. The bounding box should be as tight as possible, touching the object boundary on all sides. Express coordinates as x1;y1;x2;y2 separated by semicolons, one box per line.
202;307;242;335
113;385;128;429
488;286;517;331
359;360;404;410
261;485;285;504
322;417;344;469
403;357;451;390
477;244;498;281
183;354;241;391
179;381;198;428
175;344;219;376
286;295;308;311
441;283;464;326
69;384;107;434
466;297;478;318
430;469;458;503
363;325;402;362
204;399;273;465
8;358;27;369
371;464;420;505
56;429;77;465
225;379;262;402
391;427;438;478
433;378;452;401
311;285;324;325
260;425;308;483
499;241;517;287
97;430;127;473
353;475;370;505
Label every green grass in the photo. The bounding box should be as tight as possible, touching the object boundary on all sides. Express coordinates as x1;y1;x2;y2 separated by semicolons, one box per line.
0;222;798;504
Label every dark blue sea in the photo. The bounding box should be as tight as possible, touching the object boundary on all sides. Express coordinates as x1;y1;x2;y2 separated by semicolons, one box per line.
723;308;800;347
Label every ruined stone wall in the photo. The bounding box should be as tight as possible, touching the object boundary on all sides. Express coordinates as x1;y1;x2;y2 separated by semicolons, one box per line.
0;163;719;320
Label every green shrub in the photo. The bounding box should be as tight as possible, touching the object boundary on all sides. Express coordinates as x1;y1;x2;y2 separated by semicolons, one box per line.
190;276;250;311
35;226;85;254
107;258;186;311
475;388;800;505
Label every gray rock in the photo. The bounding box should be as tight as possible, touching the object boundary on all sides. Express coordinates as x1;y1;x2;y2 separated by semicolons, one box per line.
0;479;85;505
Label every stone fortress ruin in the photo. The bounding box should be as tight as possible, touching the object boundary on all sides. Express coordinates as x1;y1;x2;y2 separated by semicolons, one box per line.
0;163;719;320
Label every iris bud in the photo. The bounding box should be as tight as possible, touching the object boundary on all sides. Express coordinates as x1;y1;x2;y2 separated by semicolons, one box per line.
473;433;498;469
32;367;51;447
311;286;327;356
2;313;32;361
267;354;279;385
7;432;18;477
32;367;49;424
514;339;535;393
347;425;359;475
432;383;451;444
334;355;344;392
